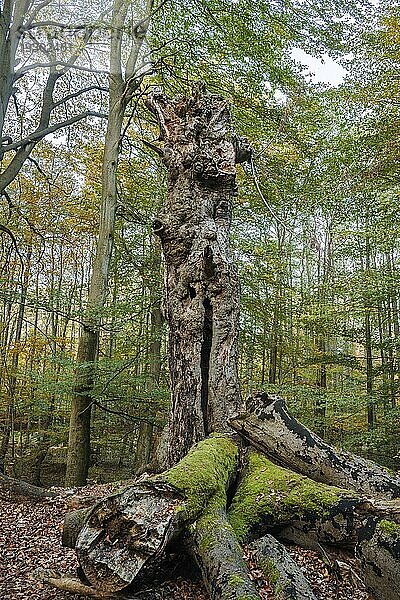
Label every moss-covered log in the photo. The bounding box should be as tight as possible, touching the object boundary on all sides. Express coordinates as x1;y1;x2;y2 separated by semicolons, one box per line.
230;393;400;499
249;535;317;600
71;435;257;597
228;450;400;547
59;432;400;600
190;504;259;600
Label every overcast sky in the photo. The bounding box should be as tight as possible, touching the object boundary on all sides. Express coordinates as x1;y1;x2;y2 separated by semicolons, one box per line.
291;48;347;86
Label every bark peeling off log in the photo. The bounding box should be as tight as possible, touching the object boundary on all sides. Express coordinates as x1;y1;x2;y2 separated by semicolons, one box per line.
76;481;182;592
357;519;400;600
73;436;239;594
145;87;248;466
230;393;400;499
249;535;317;600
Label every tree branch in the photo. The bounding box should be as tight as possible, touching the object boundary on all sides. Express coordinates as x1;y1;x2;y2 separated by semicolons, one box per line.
2;110;107;153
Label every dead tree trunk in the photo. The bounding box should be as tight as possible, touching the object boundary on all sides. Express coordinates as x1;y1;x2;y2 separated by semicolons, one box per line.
43;90;400;600
145;86;251;466
59;431;400;600
230;392;400;498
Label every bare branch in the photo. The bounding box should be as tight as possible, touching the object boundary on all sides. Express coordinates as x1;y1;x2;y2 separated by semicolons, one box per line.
51;85;108;109
2;111;107;153
15;61;109;78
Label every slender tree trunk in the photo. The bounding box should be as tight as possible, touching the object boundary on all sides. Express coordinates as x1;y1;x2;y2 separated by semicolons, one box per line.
65;0;154;486
0;246;31;460
364;236;376;430
146;87;251;466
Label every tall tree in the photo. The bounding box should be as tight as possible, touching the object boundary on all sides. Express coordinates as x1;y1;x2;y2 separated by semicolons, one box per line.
65;0;155;486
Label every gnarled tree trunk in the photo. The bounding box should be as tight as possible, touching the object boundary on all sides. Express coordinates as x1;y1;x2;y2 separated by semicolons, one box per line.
41;89;400;600
145;86;250;466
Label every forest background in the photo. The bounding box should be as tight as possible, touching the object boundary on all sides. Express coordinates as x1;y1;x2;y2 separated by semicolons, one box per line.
1;0;399;486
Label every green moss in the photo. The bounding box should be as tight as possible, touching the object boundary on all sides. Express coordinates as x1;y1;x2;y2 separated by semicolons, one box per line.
228;574;247;586
377;520;400;537
228;451;356;542
163;434;238;520
259;558;280;586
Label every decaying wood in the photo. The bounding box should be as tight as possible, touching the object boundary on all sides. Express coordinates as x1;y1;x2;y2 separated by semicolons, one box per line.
0;473;56;500
62;507;92;549
230;392;400;499
46;88;400;600
249;535;318;600
75;480;183;592
357;518;400;600
190;506;259;600
35;569;118;598
145;85;251;466
64;435;240;594
59;433;400;600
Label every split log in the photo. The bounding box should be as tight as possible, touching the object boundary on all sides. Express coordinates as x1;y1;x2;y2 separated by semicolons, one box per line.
249;535;317;600
68;435;259;599
0;472;56;501
230;392;400;499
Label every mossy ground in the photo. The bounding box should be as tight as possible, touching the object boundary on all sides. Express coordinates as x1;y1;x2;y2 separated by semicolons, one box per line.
228;451;356;542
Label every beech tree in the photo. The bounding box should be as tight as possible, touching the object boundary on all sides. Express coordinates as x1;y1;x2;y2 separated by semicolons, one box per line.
0;0;108;195
65;0;156;486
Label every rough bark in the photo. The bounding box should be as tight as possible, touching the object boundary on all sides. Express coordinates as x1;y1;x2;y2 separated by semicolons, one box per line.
357;519;400;600
145;87;251;466
249;535;317;600
59;432;400;600
230;392;400;499
64;436;242;594
190;504;259;600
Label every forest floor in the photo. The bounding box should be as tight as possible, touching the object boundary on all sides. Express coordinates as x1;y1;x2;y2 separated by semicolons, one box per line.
0;481;374;600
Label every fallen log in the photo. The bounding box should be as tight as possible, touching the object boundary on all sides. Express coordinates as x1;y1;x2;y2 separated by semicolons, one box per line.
357;518;400;600
230;392;400;499
249;535;317;600
228;450;400;547
0;472;56;501
59;433;400;600
190;505;259;600
69;435;259;599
